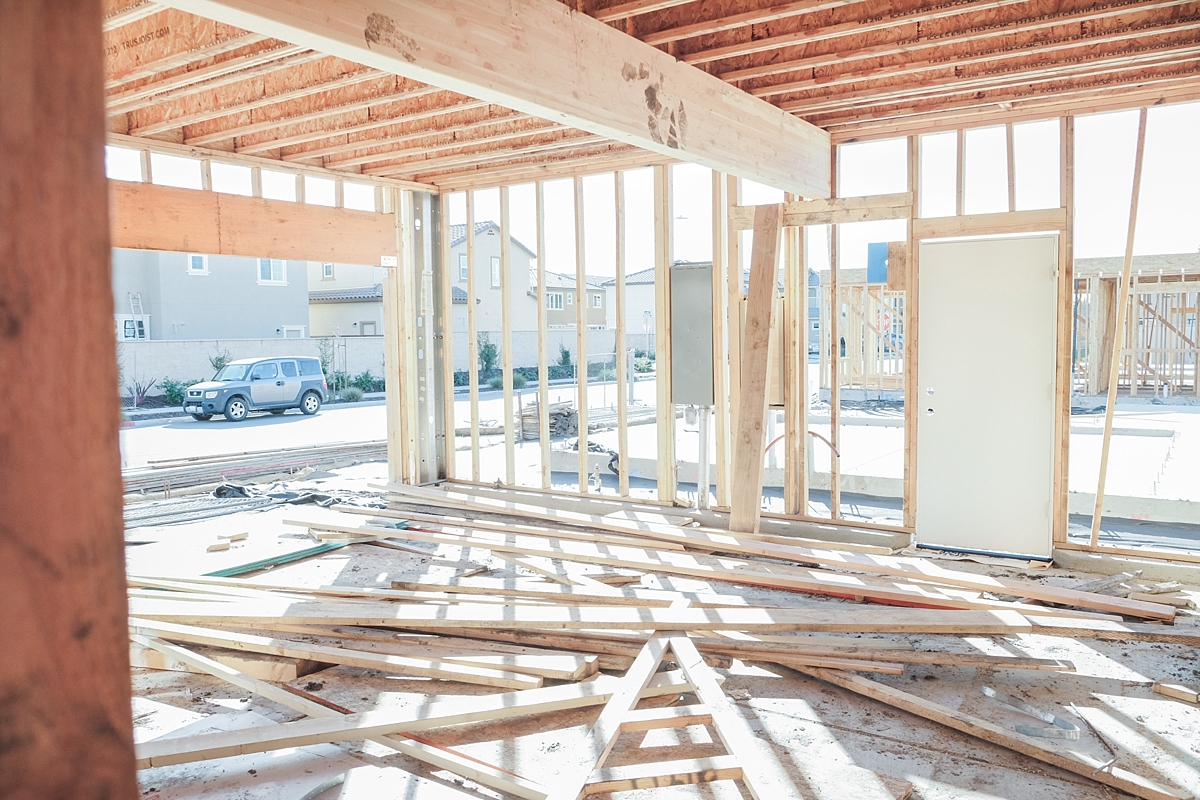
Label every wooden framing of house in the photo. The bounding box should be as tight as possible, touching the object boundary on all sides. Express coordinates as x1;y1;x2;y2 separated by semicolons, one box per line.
6;0;1200;794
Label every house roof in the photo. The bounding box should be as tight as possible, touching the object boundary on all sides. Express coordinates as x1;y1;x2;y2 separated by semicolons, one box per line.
309;283;383;302
1075;253;1200;277
448;220;537;259
541;270;605;290
311;283;468;304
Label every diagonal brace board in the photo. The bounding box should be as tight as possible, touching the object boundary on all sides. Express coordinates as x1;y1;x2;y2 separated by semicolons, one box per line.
151;0;830;196
730;204;783;533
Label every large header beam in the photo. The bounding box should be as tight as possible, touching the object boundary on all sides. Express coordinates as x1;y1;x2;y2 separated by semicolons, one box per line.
153;0;830;197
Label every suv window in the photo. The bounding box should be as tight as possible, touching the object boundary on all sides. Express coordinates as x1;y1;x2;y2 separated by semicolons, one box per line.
251;362;278;380
280;361;298;378
298;358;322;376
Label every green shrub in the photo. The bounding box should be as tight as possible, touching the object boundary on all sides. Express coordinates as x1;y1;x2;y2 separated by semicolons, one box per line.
634;356;654;373
598;368;616;381
330;370;351;391
478;332;499;372
352;370;376;392
341;386;364;402
557;344;572;367
512;372;527;390
209;345;233;373
160;377;197;405
487;375;504;390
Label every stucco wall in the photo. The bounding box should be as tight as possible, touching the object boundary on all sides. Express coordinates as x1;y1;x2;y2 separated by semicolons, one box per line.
117;337;385;394
310;301;385;337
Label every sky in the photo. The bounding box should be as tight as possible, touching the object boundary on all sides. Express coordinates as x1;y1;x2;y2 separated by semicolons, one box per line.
111;100;1200;274
446;100;1200;276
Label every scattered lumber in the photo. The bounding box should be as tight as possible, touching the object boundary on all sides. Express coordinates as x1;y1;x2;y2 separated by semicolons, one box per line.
1153;682;1200;705
791;665;1192;800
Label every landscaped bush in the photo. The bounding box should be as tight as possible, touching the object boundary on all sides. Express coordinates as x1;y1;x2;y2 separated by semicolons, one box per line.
352;370;378;392
160;377;202;405
341;386;364;402
633;356;654;373
329;370;351;391
512;372;528;390
487;375;504;390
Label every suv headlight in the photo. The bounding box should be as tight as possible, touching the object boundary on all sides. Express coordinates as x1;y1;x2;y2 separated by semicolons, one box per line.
204;390;218;399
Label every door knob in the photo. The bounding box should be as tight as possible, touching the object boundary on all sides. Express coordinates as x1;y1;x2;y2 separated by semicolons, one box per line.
276;380;284;385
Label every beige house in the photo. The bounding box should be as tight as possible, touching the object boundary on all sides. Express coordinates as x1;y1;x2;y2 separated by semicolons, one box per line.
306;260;387;337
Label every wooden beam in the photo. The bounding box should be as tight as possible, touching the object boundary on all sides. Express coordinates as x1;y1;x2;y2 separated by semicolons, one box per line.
1;1;137;794
536;182;551;489
912;208;1067;239
729;193;912;230
653;165;676;503
466;192;481;482
575;175;590;493
154;0;830;196
783;194;807;516
109;179;397;263
795;667;1191;800
1091;108;1149;546
615;172;631;497
729;204;783;533
501;185;516;485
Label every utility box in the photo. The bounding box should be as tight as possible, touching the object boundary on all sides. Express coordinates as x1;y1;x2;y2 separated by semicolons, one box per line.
670;261;714;406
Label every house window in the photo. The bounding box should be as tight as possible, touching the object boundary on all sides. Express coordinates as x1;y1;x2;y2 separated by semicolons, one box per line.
547;292;563;310
187;254;208;275
811;321;820;330
566;292;573;305
280;325;305;338
361;321;377;336
258;258;286;285
591;293;602;308
459;253;468;282
322;262;335;279
115;315;148;340
491;256;500;288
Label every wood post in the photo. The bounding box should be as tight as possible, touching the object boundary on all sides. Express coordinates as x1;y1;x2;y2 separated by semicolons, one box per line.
829;149;842;520
574;176;590;492
615;172;630;497
723;174;742;509
500;186;516;485
904;135;920;530
466;192;481;481
1053;116;1075;545
653;165;676;503
384;188;417;484
536;183;551;489
1090;108;1149;546
729;204;784;534
783;194;807;516
711;172;732;508
439;191;456;480
0;0;137;793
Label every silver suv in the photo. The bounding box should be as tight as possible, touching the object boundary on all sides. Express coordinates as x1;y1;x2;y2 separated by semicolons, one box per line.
183;357;327;422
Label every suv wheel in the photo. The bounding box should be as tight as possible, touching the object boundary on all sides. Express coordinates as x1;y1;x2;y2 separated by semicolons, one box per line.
300;391;321;415
224;397;249;422
191;413;212;421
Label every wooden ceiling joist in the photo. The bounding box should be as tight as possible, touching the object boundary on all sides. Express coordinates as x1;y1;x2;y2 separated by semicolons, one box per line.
107;44;315;114
276;110;540;163
103;0;162;32
104;8;265;87
364;132;608;178
321;120;564;170
151;0;831;196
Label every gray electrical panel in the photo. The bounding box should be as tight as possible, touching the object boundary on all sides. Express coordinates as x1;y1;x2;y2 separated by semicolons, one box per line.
670;261;714;406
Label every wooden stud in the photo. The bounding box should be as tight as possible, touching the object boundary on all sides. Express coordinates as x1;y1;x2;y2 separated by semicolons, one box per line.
536;182;552;489
501;186;516;485
955;128;965;217
1091;108;1150;546
1006;122;1017;212
904;135;920;530
653;165;676;503
829;148;842;520
783;194;807;516
574;175;590;493
1;3;137;792
1053;117;1075;545
466;192;481;482
729;204;783;533
724;174;743;509
139;147;152;183
615;171;631;497
711;172;732;508
440;192;457;481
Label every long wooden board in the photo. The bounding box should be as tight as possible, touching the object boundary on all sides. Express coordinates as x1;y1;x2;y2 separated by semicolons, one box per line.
795;666;1192;800
136;670;702;768
376;485;1175;620
128;599;1034;635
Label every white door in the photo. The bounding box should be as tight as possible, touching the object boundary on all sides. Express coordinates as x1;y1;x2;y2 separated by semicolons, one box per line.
916;235;1058;558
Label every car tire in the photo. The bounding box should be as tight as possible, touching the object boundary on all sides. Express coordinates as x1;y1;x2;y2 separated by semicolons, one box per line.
224;396;249;422
269;409;285;415
191;413;212;421
300;391;321;415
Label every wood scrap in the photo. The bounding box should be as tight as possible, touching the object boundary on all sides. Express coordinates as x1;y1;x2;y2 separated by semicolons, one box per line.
1153;682;1200;705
